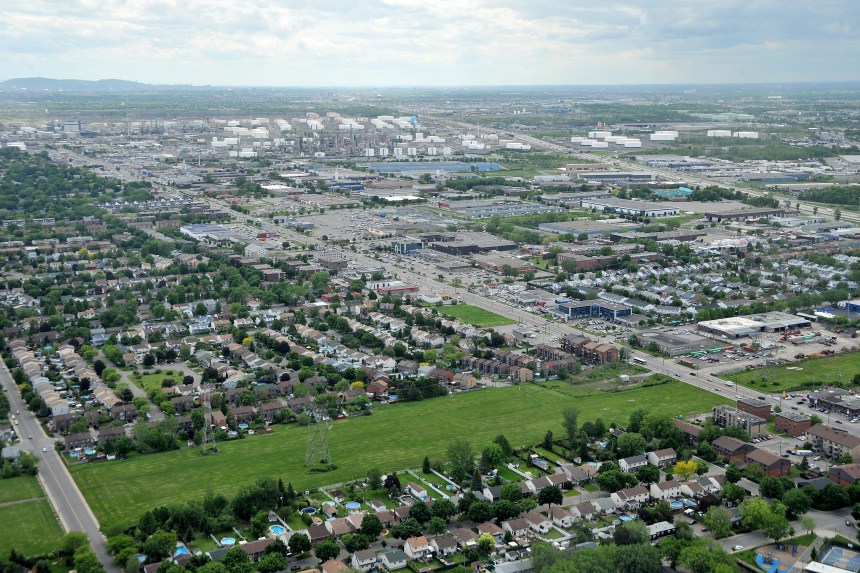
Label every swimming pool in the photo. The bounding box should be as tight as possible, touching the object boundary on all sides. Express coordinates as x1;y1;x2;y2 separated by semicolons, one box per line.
270;525;285;535
174;546;190;556
619;515;633;521
344;501;361;511
220;537;235;546
682;499;697;508
669;501;683;510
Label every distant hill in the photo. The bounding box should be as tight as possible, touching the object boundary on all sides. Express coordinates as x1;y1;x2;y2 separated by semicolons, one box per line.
0;77;154;91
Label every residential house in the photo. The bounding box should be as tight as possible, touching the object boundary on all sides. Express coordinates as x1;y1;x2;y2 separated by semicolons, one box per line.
571;502;598;521
64;431;93;451
379;548;408;571
649;479;683;501
453;528;478;548
407;482;428;501
477;522;504;545
325;518;351;538
502;518;530;538
403;536;432;561
830;464;860;486
619;455;648;473
673;419;701;445
228;405;256;424
744;448;792;477
351;549;378;572
306;524;331;546
236;539;273;562
611;485;650;510
547;506;573;528
807;424;860;461
430;535;457;557
646;448;677;468
712;436;755;462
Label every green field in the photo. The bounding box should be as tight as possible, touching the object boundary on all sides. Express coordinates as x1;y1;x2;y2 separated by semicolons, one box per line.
71;381;727;530
439;304;515;327
132;369;184;394
0;499;64;557
0;476;44;505
723;352;860;393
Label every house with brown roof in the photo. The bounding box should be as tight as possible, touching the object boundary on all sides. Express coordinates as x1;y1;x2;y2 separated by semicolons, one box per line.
807;424;860;461
744;448;792;477
237;538;273;562
501;518;529;538
712;435;755;462
830;464;860;486
673;418;701;445
646;448;677;468
351;549;378;572
477;522;504;544
404;535;432;560
453;527;478;548
228;405;256;424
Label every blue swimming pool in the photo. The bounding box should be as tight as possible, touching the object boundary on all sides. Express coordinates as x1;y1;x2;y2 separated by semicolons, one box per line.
669;501;683;509
619;515;633;521
220;537;235;546
270;525;285;535
344;501;360;511
682;499;697;507
301;507;316;514
174;546;190;556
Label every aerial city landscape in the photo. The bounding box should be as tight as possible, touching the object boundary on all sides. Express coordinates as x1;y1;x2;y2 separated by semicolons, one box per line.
2;3;860;573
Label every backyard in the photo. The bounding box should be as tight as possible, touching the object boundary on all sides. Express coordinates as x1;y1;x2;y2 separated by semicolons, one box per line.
438;304;515;328
131;369;186;394
722;352;860;393
71;380;728;530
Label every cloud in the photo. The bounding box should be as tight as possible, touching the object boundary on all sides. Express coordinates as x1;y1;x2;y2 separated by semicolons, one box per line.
0;0;857;85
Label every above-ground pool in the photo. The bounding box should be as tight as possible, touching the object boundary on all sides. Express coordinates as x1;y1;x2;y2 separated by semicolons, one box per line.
227;431;238;438
669;501;684;510
344;501;360;511
269;525;285;535
446;485;458;492
70;452;79;459
619;515;633;522
301;507;316;515
174;547;190;556
682;499;697;507
220;537;235;546
85;449;96;456
238;423;249;430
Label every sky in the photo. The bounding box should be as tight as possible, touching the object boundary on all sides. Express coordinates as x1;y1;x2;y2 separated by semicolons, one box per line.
1;0;858;86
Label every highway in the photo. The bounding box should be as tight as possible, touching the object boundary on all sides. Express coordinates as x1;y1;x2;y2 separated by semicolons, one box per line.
1;362;117;572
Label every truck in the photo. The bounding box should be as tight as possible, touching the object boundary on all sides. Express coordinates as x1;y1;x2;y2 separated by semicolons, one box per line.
795;450;814;457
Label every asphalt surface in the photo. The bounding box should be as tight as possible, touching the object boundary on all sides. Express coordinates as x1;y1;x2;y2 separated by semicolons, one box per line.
1;362;118;572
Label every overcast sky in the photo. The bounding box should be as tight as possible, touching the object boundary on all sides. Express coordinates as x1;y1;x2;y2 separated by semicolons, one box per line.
1;0;858;86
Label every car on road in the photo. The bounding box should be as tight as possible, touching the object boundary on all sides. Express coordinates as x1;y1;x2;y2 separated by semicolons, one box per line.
28;435;32;439
42;447;46;452
733;545;744;551
847;521;853;527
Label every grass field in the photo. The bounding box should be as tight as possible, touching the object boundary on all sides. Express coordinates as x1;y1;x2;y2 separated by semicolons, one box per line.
439;304;515;327
0;499;64;557
132;369;184;394
0;476;44;505
723;352;860;393
71;381;728;531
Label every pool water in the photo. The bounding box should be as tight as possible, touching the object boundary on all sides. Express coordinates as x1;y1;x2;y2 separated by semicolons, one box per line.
344;502;361;510
669;501;683;509
174;547;190;556
619;515;633;521
220;537;235;546
301;507;316;514
270;525;285;535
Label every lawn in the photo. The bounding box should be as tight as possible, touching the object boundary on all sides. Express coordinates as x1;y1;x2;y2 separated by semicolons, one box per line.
0;476;44;504
71;380;728;530
0;499;65;557
438;304;515;328
132;369;185;394
722;351;860;393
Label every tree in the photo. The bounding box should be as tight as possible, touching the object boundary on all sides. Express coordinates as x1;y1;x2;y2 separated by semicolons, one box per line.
739;497;772;530
422;456;432;474
637;465;660;484
531;542;563;573
597;470;639;493
721;482;747;504
493;434;513;459
143;530;178;562
820;483;850;510
801;516;816;535
617;433;647;457
482;442;504;469
256;553;286;573
760;477;786;499
74;549;106;573
628;409;647;433
447;438;475;483
494;499;520;522
288;533;311;555
391;518;423;539
314;539;340;562
673;460;697;481
428;516;447;535
220;547;252;573
702;506;733;539
59;532;90;556
409;501;432;524
725;464;742;484
359;513;383;538
367;467;382;490
341;534;370;553
500;483;523;502
538;485;563;510
477;532;495;554
562;407;579;450
467;500;495;523
432;498;457;522
613;519;649;545
782;488;812;518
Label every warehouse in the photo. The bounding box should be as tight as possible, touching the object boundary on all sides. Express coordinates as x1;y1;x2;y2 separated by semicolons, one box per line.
426;232;517;255
577;172;655;184
538;219;640;236
581;198;679;218
697;312;811;339
634;330;715;356
702;208;786;222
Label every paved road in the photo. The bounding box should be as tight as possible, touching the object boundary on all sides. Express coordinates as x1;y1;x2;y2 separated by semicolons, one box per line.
1;362;118;572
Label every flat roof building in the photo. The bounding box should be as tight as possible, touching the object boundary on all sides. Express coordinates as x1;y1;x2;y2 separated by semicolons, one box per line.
697;312;811;339
581;198;679;218
634;330;714;357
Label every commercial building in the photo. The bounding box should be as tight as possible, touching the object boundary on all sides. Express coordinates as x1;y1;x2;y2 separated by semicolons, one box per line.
774;411;812;437
391;238;423;254
556;253;614;271
577;172;656;184
702;208;786;222
807;424;860;460
712;405;767;438
425;232;517;255
580;198;679;218
537;219;640;237
557;300;632;320
697;312;811;339
633;330;714;357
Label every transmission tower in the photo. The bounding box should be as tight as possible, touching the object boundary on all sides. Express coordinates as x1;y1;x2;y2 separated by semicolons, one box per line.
304;404;332;471
200;389;218;455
